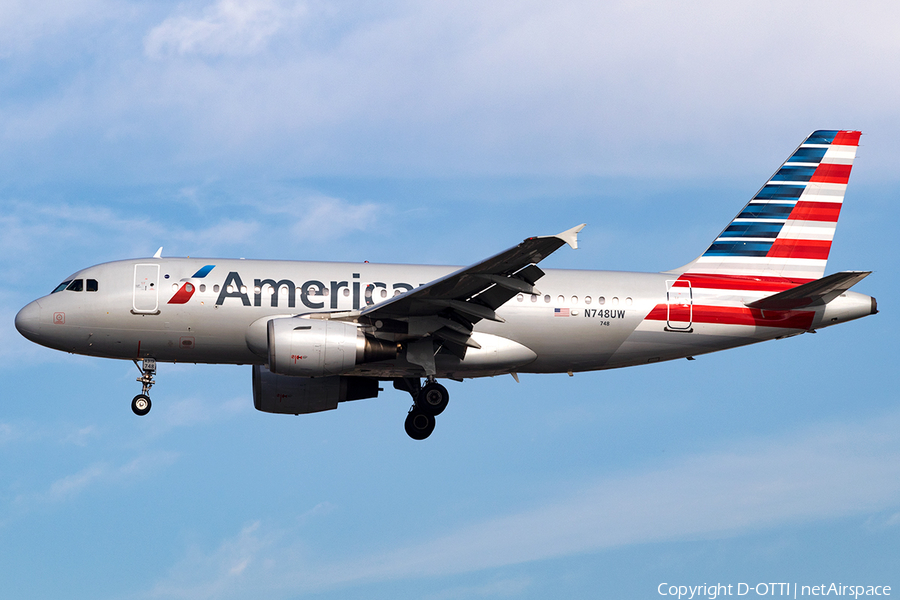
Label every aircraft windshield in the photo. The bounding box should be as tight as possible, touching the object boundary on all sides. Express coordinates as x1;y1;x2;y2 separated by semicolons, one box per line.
51;278;98;293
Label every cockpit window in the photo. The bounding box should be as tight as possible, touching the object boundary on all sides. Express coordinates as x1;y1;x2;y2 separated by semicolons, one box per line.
52;280;73;293
66;279;84;292
86;279;98;292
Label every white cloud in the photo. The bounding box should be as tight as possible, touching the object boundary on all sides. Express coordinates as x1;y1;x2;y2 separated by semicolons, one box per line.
12;451;179;507
290;196;381;242
0;420;97;448
5;2;900;180
145;0;305;58
145;395;248;436
147;520;284;600
127;1;900;177
60;425;99;447
43;463;108;502
0;199;252;271
141;411;900;597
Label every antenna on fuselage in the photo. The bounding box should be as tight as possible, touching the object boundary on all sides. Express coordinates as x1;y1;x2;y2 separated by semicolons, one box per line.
153;247;163;258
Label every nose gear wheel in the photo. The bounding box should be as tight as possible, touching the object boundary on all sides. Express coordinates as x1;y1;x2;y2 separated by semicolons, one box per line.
131;394;151;416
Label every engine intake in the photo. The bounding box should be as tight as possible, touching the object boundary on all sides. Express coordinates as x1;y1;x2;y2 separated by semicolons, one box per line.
267;317;397;376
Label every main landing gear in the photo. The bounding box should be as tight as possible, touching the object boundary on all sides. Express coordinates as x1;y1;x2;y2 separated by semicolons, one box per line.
131;358;156;416
400;378;450;441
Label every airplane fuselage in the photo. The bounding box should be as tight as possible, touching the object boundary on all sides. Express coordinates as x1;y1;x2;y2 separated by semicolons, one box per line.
15;257;876;379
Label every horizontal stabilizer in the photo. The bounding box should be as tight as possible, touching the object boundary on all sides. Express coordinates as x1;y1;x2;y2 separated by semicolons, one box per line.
747;271;871;310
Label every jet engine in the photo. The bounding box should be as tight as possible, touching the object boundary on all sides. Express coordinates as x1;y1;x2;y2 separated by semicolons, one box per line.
252;365;380;414
267;317;397;377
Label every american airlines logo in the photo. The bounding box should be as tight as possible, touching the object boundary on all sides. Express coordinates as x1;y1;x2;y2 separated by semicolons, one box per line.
214;272;416;310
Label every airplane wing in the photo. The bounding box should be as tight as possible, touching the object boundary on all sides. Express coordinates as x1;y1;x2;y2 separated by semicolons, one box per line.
356;223;585;367
746;271;871;310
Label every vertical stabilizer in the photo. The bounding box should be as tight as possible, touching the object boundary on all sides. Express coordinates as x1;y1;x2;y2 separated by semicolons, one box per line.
674;130;861;281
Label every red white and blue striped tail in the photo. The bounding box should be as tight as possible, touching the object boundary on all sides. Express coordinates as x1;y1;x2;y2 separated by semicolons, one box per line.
675;130;860;282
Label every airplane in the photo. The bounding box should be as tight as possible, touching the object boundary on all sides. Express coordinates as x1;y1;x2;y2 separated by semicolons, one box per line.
15;130;877;440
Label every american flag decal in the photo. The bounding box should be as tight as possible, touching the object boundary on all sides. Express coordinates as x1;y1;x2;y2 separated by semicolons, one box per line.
554;308;571;317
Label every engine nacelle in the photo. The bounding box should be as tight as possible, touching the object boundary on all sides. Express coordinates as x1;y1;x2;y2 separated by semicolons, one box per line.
252;365;379;414
267;317;397;376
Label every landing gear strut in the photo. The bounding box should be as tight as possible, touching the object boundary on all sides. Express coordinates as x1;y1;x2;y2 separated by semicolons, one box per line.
398;377;450;440
131;358;156;416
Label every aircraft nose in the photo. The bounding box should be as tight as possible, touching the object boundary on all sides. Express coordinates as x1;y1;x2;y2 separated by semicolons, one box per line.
15;299;43;342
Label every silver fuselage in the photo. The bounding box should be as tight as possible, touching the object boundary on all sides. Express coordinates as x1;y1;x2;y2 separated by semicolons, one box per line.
15;257;876;379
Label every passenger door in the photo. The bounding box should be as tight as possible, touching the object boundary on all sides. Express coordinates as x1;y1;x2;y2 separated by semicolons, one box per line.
133;264;160;313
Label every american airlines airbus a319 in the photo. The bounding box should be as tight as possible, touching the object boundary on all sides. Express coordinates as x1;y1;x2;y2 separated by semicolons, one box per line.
15;130;876;439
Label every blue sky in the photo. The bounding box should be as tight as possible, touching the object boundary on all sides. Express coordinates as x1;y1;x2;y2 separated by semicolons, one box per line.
1;2;898;598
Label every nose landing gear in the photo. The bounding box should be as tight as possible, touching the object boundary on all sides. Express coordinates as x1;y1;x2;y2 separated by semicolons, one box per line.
131;358;156;416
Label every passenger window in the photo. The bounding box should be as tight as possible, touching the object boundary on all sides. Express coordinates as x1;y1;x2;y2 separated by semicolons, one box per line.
52;281;72;293
86;279;98;292
66;279;84;292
